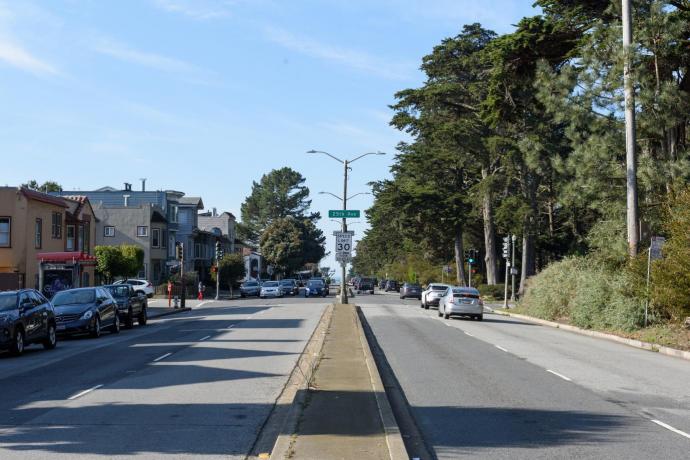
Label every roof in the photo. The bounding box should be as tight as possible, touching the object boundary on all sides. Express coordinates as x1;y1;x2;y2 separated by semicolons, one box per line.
95;186;118;192
36;252;97;265
178;196;204;209
20;188;67;208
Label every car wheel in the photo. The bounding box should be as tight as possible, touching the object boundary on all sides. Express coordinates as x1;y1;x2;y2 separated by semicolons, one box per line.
125;309;134;328
437;309;442;317
90;316;101;338
10;328;25;356
138;306;148;326
477;314;483;321
110;314;121;334
43;323;57;350
424;304;429;310
444;312;450;320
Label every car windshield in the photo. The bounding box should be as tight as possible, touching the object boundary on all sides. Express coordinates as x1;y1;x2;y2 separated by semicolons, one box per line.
406;284;420;288
431;285;447;291
52;289;95;306
244;281;258;287
453;290;480;299
263;281;279;287
0;293;18;312
308;281;323;287
280;280;294;285
105;286;130;298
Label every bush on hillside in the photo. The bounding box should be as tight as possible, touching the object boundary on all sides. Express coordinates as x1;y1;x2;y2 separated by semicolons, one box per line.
478;284;504;300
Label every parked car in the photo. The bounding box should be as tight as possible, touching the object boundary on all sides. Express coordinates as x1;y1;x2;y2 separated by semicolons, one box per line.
400;282;422;300
357;277;375;294
438;286;484;320
0;289;57;356
378;279;387;289
260;281;283;298
240;280;261;298
114;279;154;298
305;279;327;297
384;280;399;292
52;287;120;338
280;279;299;296
421;283;451;309
103;284;148;328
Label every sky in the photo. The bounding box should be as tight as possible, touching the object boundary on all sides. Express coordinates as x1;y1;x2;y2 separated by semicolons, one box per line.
0;0;539;273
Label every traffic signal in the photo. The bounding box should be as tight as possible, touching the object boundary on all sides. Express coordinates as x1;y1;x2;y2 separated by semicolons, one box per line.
502;237;510;259
175;241;183;261
215;241;224;260
468;249;477;264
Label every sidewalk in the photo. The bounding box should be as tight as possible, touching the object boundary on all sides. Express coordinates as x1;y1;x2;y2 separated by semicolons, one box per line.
283;303;393;460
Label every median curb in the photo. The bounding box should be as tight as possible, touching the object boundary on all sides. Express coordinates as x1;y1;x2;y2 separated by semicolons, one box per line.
354;306;409;460
487;308;690;362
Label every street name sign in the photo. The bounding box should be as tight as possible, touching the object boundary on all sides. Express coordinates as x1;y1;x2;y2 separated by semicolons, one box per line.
329;210;360;218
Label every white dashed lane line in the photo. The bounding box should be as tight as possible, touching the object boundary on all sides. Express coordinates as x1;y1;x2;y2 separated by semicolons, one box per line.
495;345;509;352
152;352;173;362
68;384;103;400
651;419;690;440
464;331;474;337
546;369;572;382
199;335;211;341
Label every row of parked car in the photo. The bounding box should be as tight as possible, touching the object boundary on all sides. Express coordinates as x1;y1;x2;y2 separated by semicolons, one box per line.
0;280;150;357
239;278;330;299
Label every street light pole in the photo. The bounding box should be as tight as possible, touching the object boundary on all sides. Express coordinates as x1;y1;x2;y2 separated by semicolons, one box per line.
341;159;349;304
622;0;639;257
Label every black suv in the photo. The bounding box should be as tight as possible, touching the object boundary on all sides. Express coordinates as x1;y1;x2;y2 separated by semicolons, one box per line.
0;289;58;356
103;284;148;328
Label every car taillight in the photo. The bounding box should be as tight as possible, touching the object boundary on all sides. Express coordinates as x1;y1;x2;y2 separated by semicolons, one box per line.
147;282;152;287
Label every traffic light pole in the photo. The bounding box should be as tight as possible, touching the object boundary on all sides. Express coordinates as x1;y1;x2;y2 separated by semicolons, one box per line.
180;243;186;308
510;235;516;302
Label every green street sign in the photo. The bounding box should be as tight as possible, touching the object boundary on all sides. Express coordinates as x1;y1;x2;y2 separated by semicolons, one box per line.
329;210;360;218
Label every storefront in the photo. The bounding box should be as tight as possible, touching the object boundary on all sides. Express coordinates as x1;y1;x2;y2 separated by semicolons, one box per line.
36;252;97;298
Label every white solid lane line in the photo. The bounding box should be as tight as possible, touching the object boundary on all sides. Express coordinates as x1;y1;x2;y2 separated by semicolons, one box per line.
68;384;103;400
200;335;211;341
651;420;690;440
546;369;572;382
495;345;509;352
464;331;474;337
153;352;173;362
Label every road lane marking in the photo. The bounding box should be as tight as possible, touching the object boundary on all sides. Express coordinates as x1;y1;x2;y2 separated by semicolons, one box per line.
495;345;508;352
546;370;572;382
200;335;211;341
464;331;474;337
153;352;173;362
68;384;103;400
227;324;235;329
651;420;690;440
445;322;452;326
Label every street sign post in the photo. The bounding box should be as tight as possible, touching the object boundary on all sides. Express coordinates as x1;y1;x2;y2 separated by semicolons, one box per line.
645;236;667;326
329;210;360;218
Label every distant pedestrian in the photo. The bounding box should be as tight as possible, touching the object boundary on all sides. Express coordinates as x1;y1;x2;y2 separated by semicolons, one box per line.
198;281;204;300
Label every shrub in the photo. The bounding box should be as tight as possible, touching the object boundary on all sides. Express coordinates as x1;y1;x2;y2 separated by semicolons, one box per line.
478;284;504;300
521;257;588;321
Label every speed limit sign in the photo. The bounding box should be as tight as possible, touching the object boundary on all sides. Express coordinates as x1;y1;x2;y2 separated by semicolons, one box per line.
334;231;354;260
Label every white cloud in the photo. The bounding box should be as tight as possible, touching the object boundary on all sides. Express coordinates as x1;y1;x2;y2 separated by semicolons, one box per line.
263;26;415;81
151;0;233;20
0;39;57;75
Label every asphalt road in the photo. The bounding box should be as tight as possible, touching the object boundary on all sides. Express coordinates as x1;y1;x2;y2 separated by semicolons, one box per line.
358;291;690;459
0;295;328;459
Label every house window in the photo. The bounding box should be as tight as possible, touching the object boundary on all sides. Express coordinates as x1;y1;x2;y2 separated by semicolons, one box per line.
51;212;62;238
194;243;201;259
0;217;11;247
137;226;149;237
152;228;160;248
66;225;75;251
35;218;42;249
78;225;85;252
161;230;167;248
84;222;90;254
137;263;147;279
104;226;115;237
169;205;178;223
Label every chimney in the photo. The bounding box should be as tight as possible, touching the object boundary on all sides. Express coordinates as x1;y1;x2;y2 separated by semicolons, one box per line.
140;178;146;192
124;182;132;191
213;207;217;217
123;194;130;207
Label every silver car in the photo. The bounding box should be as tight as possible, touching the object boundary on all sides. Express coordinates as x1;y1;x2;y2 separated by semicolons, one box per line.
259;281;283;298
438;287;484;321
421;283;450;309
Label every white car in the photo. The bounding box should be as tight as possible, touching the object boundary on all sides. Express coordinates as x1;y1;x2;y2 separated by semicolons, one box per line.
421;283;450;309
438;286;484;321
260;281;283;298
114;279;155;298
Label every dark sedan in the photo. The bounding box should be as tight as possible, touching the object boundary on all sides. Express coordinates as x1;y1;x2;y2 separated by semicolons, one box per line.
280;279;299;296
0;289;57;356
103;284;148;328
53;287;120;338
240;280;261;298
400;282;422;300
305;280;327;297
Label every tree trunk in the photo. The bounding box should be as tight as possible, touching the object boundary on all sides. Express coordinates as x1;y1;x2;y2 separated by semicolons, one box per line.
454;224;466;286
519;176;538;297
481;168;498;285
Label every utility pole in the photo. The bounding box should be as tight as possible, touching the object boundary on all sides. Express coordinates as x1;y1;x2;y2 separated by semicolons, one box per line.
341;159;349;304
622;0;639;256
179;242;186;308
510;235;517;302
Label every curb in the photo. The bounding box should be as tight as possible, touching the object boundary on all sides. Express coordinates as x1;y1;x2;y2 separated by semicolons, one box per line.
355;306;408;460
147;307;191;319
488;308;690;362
254;304;333;460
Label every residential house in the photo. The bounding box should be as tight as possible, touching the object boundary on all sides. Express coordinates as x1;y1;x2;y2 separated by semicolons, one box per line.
92;202;168;284
176;196;204;273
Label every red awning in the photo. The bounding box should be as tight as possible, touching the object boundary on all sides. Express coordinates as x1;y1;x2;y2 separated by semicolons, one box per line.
36;252;97;265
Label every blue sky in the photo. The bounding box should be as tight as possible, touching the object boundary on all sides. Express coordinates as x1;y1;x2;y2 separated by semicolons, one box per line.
0;0;538;271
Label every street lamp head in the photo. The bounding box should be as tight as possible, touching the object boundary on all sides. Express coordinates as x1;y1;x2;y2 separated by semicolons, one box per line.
306;150;317;154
